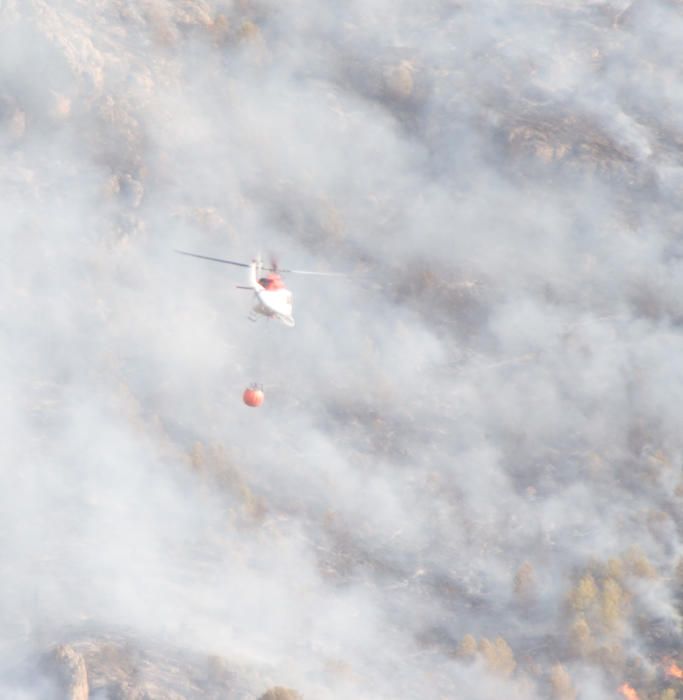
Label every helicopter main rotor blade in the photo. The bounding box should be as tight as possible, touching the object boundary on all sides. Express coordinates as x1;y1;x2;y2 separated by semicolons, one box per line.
277;268;348;276
174;250;250;268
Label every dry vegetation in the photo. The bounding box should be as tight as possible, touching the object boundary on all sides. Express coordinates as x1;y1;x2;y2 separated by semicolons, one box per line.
4;0;683;698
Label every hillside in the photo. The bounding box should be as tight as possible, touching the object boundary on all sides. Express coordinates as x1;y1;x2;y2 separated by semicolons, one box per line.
2;1;683;698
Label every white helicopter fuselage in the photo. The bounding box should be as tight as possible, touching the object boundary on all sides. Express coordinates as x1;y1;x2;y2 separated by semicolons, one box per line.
249;260;295;327
175;248;343;328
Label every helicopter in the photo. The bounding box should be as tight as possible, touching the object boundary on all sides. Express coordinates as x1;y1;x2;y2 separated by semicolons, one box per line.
175;249;346;327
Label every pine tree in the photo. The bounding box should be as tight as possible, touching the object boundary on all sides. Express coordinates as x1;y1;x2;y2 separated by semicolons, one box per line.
514;561;537;603
455;634;477;660
570;573;598;613
479;637;516;678
569;616;593;657
606;557;624;580
549;664;577;700
625;546;657;578
601;577;626;632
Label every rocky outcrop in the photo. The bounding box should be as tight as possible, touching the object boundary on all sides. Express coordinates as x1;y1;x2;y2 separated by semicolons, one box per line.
47;645;89;700
258;688;303;700
37;637;274;699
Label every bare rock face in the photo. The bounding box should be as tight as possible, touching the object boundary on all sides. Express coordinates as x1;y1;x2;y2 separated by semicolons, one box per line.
258;688;303;700
106;682;187;700
45;637;271;699
49;644;89;700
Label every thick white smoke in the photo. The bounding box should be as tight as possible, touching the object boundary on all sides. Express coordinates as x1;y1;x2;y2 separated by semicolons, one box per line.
1;1;682;698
